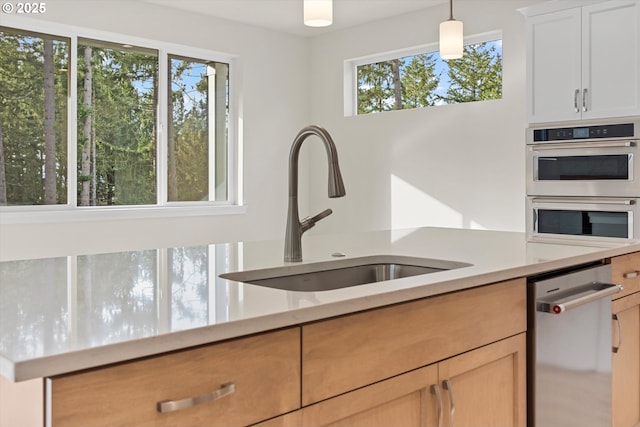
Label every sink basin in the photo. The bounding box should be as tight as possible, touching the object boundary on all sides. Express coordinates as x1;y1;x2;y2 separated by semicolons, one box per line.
219;255;471;292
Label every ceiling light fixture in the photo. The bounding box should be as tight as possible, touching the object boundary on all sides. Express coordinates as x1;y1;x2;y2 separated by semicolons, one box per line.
439;0;464;60
304;0;333;27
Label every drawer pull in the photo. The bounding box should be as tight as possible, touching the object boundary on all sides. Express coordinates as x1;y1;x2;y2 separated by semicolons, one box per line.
431;384;443;427
612;314;622;354
623;271;639;279
443;380;455;427
157;382;235;413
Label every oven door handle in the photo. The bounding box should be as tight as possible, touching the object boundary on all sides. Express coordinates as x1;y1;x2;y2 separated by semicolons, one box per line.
531;197;636;206
537;283;623;314
530;140;636;150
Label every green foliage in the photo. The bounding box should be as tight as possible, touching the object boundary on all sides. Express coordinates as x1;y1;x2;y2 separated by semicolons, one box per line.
168;58;212;202
438;43;502;104
356;40;502;114
76;44;158;206
1;28;225;208
0;29;68;205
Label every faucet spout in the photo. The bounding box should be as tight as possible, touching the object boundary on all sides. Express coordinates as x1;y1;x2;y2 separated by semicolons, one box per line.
284;125;346;262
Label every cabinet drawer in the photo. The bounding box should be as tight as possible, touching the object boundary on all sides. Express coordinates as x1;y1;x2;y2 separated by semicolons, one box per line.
611;252;640;300
49;328;301;427
302;279;526;405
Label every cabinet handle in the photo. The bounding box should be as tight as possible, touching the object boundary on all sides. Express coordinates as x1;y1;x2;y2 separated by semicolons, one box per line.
623;270;639;279
431;384;444;427
443;380;455;427
157;382;235;413
613;314;623;354
574;89;580;113
582;88;588;112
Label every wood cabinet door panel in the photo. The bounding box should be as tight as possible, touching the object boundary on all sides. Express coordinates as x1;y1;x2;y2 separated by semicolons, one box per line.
438;334;526;427
612;292;640;427
301;364;439;427
49;328;301;427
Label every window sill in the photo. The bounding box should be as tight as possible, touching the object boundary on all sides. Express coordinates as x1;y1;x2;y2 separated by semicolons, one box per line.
0;204;247;225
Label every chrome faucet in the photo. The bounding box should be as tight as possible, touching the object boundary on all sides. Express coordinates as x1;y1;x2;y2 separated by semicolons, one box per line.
284;125;346;262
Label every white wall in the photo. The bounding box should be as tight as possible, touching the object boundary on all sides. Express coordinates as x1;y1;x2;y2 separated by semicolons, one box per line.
305;1;541;235
0;0;539;260
0;0;310;259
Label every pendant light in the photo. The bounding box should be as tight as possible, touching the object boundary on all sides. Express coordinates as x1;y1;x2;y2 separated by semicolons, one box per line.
304;0;333;27
439;0;464;59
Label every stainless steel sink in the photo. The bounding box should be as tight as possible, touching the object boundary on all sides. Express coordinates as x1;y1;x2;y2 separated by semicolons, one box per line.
219;255;471;292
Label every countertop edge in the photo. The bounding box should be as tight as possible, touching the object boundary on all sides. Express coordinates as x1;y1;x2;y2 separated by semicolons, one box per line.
4;241;638;382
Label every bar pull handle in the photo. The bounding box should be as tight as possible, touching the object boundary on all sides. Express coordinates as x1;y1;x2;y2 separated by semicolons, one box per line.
537;283;623;314
582;88;588;112
613;314;623;354
157;382;235;413
530;140;636;150
431;384;444;427
623;270;640;279
443;380;455;427
530;197;635;206
574;89;580;113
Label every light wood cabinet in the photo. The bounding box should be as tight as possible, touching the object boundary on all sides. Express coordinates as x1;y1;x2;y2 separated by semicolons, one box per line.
612;252;640;300
437;333;526;427
49;328;300;427
2;278;527;427
525;0;640;123
301;364;440;427
302;278;526;405
612;291;640;427
297;334;526;427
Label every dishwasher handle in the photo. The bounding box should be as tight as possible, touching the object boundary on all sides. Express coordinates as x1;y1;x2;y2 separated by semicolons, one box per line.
537;283;623;314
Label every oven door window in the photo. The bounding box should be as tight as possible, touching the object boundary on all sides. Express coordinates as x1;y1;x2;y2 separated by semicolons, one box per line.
537;155;629;181
537;209;629;238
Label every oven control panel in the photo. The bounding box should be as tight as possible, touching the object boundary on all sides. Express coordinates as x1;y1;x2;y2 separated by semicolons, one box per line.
533;123;634;142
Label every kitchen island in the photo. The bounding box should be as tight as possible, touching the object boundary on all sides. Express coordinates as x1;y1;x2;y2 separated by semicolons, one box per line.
1;227;639;426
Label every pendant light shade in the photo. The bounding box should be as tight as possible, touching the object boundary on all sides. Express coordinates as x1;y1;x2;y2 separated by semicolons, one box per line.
439;0;463;60
304;0;333;27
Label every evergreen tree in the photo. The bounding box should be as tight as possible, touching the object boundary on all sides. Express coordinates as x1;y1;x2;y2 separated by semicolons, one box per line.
402;53;440;108
439;43;502;104
357;61;396;113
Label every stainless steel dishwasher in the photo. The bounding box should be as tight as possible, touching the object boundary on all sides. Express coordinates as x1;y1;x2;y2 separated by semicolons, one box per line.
528;263;623;427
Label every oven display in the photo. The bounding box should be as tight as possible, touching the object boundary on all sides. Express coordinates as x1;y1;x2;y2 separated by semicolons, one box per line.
573;127;589;139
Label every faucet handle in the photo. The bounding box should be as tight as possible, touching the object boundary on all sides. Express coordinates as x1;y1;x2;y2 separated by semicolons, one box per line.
301;208;333;232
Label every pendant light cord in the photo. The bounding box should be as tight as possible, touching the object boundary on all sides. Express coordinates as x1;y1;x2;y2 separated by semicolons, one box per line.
449;0;454;20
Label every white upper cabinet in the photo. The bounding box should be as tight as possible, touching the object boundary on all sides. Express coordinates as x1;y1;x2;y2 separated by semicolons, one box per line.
525;0;640;124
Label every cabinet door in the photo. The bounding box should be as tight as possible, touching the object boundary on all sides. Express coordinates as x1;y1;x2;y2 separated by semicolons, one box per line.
437;334;526;427
582;0;640;120
301;364;439;427
527;9;582;123
612;292;640;427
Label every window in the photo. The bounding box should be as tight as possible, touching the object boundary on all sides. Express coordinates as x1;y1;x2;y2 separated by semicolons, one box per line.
0;27;69;205
77;39;158;206
168;56;228;203
352;33;502;115
0;24;235;216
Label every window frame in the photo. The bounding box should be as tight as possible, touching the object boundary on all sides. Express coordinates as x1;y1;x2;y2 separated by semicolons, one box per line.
0;16;244;224
344;30;503;116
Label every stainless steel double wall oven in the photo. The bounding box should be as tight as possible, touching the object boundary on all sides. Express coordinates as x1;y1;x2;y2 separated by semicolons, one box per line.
526;118;640;243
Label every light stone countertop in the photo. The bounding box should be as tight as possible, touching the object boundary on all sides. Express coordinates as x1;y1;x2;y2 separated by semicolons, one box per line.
1;227;639;381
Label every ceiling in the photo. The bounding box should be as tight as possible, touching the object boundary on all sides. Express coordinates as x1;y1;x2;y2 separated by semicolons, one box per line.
141;0;448;37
